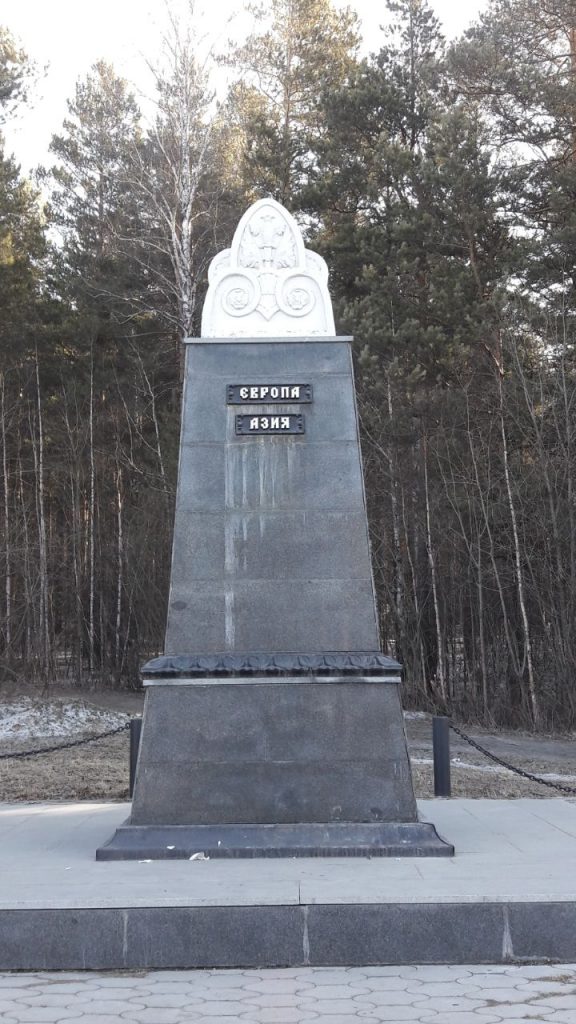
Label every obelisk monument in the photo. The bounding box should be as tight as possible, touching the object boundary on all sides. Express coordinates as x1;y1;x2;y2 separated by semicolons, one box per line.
97;199;452;858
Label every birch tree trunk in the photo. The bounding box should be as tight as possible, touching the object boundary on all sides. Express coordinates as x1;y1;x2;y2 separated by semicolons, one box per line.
497;370;540;728
115;461;123;680
34;356;50;683
88;346;96;677
422;430;446;703
1;375;11;656
130;6;216;346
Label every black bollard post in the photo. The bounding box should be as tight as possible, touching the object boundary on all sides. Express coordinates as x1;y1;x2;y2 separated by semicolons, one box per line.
129;717;143;798
432;716;451;798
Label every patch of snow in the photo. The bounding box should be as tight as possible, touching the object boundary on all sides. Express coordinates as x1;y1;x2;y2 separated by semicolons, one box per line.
0;697;128;741
404;711;429;720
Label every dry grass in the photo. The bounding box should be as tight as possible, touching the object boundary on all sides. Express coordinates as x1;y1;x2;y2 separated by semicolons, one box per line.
410;761;568;800
1;687;575;803
0;737;571;803
0;734;131;802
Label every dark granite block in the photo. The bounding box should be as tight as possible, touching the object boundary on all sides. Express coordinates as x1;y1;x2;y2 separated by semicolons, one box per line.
8;901;576;968
164;579;379;655
188;340;352;377
307;903;505;965
169;511;226;582
291;376;357;441
508;902;576;961
223;441;365;512
131;759;416;826
176;444;225;511
139;684;269;763
124;906;303;969
169;510;374;583
0;909;125;971
138;681;410;765
130;677;416;827
182;383;228;443
230;579;378;651
0;907;303;970
261;683;410;762
164;585;226;654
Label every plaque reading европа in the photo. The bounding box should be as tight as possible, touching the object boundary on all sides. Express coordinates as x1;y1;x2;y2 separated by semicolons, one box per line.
227;384;312;404
235;414;305;435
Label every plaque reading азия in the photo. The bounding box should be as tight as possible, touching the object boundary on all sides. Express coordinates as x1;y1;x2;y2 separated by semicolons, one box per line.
235;414;305;435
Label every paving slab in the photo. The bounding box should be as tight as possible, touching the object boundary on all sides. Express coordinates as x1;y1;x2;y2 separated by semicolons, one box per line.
0;799;574;908
0;799;575;967
3;965;576;1023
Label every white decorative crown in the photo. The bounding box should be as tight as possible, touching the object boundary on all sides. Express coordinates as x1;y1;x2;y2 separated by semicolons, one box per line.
201;198;336;338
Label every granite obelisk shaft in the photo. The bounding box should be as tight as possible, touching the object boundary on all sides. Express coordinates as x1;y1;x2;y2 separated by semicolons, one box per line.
164;339;380;656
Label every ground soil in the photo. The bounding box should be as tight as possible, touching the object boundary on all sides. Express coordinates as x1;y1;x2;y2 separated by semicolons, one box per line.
0;683;142;802
1;684;576;802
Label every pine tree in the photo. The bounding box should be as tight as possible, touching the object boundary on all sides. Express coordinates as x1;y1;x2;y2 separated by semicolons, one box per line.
450;0;576;312
0;26;36;120
0;25;45;368
46;61;144;357
221;0;360;206
303;0;515;706
0;152;46;367
310;0;508;381
44;63;177;684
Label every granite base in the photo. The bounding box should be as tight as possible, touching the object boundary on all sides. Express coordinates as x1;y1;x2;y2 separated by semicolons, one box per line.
96;672;453;860
96;820;453;860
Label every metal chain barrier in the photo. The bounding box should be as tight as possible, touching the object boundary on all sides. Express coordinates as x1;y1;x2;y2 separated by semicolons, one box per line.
2;715;575;797
0;722;130;761
449;721;576;796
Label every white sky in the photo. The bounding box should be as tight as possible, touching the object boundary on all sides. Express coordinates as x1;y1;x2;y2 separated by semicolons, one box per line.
3;0;487;173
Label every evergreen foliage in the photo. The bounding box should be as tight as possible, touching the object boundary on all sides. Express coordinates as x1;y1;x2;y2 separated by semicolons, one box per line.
220;0;360;206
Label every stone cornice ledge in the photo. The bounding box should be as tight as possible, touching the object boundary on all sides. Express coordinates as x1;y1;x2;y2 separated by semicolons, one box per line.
141;652;402;679
184;336;354;345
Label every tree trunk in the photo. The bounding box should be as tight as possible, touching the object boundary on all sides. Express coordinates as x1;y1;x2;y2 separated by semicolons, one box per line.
34;355;50;685
89;346;96;677
498;371;539;728
1;375;11;657
422;430;446;703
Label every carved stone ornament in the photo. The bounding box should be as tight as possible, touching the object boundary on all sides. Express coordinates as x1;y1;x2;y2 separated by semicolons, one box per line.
201;198;336;337
141;652;402;679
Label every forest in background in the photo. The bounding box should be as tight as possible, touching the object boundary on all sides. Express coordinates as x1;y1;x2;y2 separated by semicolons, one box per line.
1;0;576;730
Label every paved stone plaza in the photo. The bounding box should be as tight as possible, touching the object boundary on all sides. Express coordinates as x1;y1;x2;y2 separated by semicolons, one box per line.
1;964;576;1022
1;798;576;969
2;799;574;909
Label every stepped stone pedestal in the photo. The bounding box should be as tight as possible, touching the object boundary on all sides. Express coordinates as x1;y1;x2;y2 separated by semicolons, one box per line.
97;199;452;860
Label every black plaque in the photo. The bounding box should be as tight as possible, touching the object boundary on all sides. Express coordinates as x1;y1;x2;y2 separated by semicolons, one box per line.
235;414;305;435
227;384;312;404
